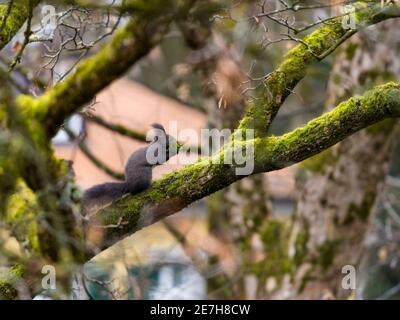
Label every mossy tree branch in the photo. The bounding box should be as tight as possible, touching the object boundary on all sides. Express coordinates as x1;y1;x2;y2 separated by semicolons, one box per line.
89;82;400;250
0;0;199;298
238;1;400;136
0;0;40;51
15;0;196;139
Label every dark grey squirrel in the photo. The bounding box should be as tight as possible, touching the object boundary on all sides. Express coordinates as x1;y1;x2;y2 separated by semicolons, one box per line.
81;123;178;215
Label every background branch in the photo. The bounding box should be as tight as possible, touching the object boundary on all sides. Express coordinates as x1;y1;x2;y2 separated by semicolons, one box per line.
16;0;194;138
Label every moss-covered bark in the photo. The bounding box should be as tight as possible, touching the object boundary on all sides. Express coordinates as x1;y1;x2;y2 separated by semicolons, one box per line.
270;21;400;299
0;0;40;51
0;265;25;300
238;1;400;136
0;0;197;298
91;82;400;249
15;1;182;139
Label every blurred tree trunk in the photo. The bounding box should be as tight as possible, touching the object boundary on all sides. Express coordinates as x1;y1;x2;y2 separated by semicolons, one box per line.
279;20;400;299
197;20;400;300
197;45;272;299
357;140;400;300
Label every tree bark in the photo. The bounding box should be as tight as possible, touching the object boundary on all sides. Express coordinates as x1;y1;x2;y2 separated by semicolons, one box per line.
280;20;400;299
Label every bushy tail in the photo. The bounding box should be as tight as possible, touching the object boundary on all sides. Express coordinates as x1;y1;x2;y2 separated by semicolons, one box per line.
82;182;128;216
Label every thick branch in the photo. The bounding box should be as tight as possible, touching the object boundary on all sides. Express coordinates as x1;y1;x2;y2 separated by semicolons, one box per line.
89;82;400;250
0;0;39;51
16;0;194;138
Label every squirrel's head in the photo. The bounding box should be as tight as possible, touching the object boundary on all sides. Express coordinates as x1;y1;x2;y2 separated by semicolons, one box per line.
146;123;179;165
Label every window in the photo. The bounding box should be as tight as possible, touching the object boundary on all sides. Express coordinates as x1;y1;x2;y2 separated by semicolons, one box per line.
52;115;85;145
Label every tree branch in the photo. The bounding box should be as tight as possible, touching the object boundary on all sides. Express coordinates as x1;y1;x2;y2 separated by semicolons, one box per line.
238;1;400;136
88;82;400;250
84;114;146;142
84;114;202;154
0;0;40;51
16;0;195;138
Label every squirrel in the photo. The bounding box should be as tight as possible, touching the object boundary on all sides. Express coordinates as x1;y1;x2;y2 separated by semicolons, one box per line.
81;123;178;215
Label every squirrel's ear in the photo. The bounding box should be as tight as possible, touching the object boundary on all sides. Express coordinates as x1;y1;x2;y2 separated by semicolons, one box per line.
148;123;166;142
151;123;166;133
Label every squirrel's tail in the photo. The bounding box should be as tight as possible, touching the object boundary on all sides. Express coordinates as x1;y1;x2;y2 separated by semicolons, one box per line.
82;182;128;216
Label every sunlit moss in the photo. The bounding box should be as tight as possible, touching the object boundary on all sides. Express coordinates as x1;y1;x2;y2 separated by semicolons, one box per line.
0;264;25;300
5;179;41;254
301;149;337;174
0;1;39;50
239;2;399;136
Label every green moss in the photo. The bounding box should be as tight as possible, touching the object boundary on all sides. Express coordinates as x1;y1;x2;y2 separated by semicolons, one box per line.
5;179;41;254
238;18;347;135
0;264;25;300
12;12;177;186
366;118;396;135
332;73;342;85
293;227;309;266
301;148;337;174
345;43;358;60
354;2;379;25
95;157;228;239
344;191;376;224
14;95;48;146
315;240;340;271
247;220;294;283
15;5;177;138
238;3;396;136
0;1;38;50
359;69;397;86
94;81;400;251
254;82;400;172
298;268;314;293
